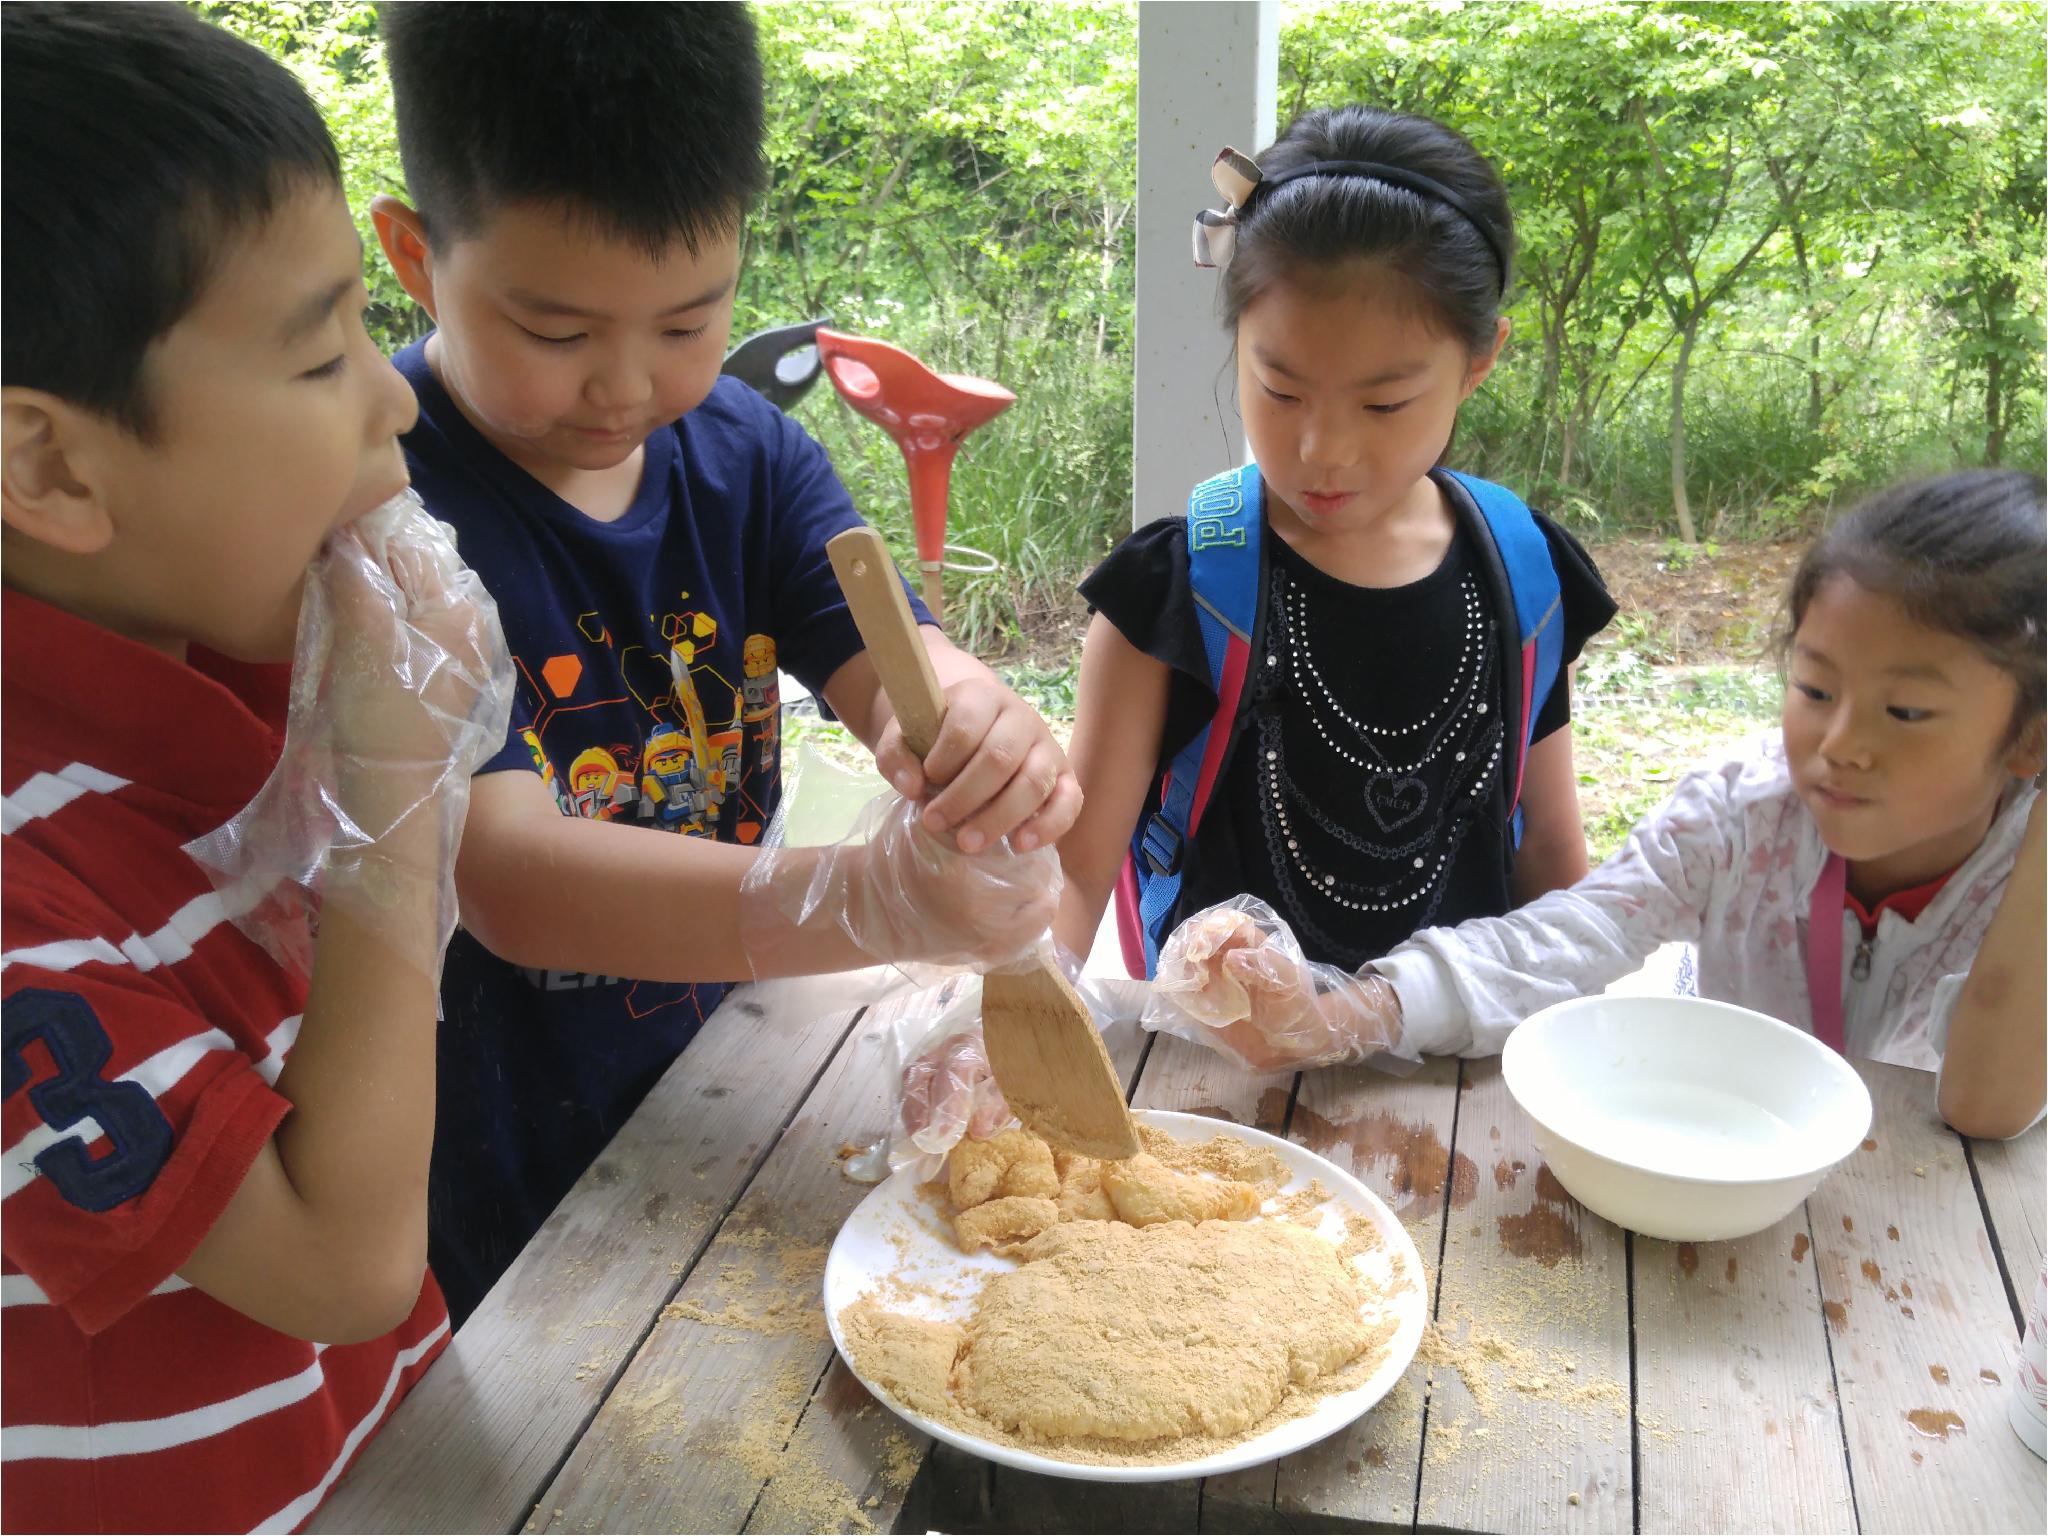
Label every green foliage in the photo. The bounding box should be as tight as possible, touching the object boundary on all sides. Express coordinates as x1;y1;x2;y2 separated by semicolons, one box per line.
743;2;1135;652
201;0;2041;633
194;2;424;350
1283;0;2046;537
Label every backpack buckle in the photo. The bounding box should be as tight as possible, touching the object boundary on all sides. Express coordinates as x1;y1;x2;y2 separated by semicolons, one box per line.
1140;815;1184;877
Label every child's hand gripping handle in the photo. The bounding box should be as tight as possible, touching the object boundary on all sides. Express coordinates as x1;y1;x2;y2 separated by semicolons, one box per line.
733;528;1062;977
828;529;1138;1162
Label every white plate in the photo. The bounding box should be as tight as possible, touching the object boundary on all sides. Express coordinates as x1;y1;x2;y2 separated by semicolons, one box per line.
822;1109;1428;1482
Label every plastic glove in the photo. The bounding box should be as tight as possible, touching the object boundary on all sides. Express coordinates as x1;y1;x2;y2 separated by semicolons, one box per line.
901;1028;1012;1148
1142;896;1414;1073
185;490;514;984
737;788;1061;976
894;942;1124;1146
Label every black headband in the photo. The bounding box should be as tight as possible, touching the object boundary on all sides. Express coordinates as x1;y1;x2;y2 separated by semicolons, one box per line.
1257;159;1509;296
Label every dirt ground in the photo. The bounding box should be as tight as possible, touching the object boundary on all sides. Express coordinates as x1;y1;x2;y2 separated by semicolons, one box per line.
1582;535;1806;665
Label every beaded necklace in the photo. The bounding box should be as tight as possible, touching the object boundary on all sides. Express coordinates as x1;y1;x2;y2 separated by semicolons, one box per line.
1254;559;1504;954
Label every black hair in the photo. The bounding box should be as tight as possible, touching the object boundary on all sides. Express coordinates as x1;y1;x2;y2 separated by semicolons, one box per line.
380;2;767;258
1;2;342;438
1785;470;2047;743
1219;106;1514;359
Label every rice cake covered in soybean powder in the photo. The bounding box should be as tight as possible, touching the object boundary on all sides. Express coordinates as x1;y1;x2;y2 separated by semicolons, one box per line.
958;1217;1379;1441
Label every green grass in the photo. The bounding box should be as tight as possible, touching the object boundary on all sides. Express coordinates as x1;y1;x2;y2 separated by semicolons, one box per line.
1572;645;1781;863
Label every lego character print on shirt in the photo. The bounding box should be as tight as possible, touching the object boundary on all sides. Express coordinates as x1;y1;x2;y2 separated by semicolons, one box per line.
510;598;781;848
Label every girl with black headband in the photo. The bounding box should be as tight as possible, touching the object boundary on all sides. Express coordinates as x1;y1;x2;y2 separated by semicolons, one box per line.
1051;105;1617;1013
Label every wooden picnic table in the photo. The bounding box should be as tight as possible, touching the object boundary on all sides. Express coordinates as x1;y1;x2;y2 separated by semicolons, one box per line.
312;969;2046;1535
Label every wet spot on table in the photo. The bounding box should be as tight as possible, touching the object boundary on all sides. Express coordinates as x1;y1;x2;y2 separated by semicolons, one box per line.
1291;1104;1477;1214
1497;1163;1584;1266
1905;1408;1965;1440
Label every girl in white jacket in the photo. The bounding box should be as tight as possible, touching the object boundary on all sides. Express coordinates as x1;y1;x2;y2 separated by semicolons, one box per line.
1148;470;2045;1140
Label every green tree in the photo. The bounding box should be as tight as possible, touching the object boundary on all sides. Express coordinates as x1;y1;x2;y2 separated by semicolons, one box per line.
1282;0;2044;537
195;1;422;348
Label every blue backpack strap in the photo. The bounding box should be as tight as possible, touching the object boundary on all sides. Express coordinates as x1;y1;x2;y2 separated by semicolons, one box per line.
1119;465;1263;976
1445;470;1564;845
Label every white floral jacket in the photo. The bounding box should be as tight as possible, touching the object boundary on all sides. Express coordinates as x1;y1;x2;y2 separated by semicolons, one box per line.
1376;732;2037;1077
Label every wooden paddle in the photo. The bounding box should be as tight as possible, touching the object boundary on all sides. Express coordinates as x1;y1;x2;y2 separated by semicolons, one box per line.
825;527;1140;1162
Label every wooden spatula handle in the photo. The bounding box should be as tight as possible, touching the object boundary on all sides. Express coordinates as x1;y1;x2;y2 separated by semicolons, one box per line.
825;527;946;760
827;538;1139;1162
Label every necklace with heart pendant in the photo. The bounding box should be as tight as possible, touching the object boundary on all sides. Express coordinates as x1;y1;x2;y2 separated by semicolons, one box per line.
1363;771;1428;833
1257;715;1456;917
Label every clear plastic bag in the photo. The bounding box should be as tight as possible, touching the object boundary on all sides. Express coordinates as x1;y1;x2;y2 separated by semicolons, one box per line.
183;490;514;985
848;951;1145;1185
1142;895;1421;1074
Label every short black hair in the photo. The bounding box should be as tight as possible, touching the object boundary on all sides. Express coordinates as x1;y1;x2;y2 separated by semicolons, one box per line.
1785;469;2047;744
1;2;342;437
1221;106;1514;360
380;2;767;257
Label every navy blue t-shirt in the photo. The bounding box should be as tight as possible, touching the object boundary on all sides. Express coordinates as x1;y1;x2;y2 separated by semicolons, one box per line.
396;338;916;1323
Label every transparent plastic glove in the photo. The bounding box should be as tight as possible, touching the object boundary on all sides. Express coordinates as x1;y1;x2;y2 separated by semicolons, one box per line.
737;788;1061;976
903;1026;1012;1149
1142;896;1416;1073
184;490;514;985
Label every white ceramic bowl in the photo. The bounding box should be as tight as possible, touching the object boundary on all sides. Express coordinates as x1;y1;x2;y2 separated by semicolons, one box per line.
1501;994;1873;1242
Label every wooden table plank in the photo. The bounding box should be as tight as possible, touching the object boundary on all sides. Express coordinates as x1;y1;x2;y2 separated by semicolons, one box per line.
1250;1054;1461;1533
310;976;865;1534
894;1440;992;1533
1806;1061;2046;1535
1409;1058;1633;1534
531;995;920;1534
741;1357;919;1535
1632;1214;1855;1531
1129;1026;1297;1128
1968;1120;2045;1331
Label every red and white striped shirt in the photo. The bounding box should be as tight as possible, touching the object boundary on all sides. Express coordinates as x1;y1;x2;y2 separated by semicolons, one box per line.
2;588;448;1533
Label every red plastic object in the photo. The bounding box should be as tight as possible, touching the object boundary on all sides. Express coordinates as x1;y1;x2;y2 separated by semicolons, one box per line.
816;328;1015;621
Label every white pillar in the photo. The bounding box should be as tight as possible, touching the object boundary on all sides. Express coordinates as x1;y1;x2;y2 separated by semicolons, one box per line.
1133;0;1279;526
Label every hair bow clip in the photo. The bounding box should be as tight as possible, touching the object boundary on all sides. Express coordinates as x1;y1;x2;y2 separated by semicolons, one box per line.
1191;146;1262;270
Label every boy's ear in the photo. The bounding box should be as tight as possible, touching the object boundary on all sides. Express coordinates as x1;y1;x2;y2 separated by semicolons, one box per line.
1460;315;1511;400
0;392;115;555
371;196;439;320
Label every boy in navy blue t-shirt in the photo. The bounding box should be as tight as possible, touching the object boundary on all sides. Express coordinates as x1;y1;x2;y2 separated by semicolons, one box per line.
368;5;1080;1322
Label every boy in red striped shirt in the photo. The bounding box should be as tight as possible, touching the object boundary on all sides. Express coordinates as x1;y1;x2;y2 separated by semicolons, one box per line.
1;6;503;1528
